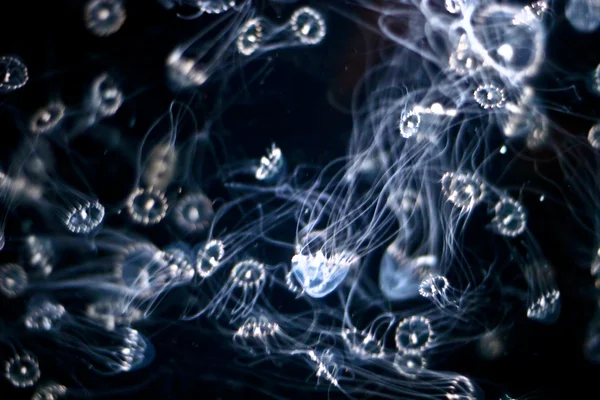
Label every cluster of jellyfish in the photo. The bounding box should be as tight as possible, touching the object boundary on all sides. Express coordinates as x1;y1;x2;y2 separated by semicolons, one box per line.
1;0;600;399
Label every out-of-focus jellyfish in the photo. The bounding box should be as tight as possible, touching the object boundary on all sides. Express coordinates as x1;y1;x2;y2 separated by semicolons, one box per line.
63;200;105;234
0;55;28;93
0;263;28;298
289;7;327;45
172;192;214;236
379;241;438;301
341;327;385;359
84;0;126;37
441;171;487;211
29;101;66;135
24;298;66;331
142;143;178;192
22;235;54;277
87;72;123;118
588;123;600;150
31;381;68;400
85;299;143;331
565;0;600;33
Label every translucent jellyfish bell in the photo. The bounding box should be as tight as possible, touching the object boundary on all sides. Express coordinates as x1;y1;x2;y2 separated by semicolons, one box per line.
289;7;326;45
379;242;438;301
255;143;287;183
84;0;126;37
31;382;67;400
291;233;358;298
4;353;40;388
0;263;28;298
29;101;66;135
393;351;426;379
565;0;600;33
490;196;527;237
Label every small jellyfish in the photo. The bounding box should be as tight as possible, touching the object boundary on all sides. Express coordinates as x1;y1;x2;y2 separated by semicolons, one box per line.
526;289;560;324
0;263;28;298
84;0;126;37
0;55;28;93
473;84;506;109
22;235;54;277
31;381;67;400
64;200;105;234
398;111;420;139
588;123;600;149
490;196;527;237
195;239;225;278
395;316;434;352
291;232;358;298
441;172;486;211
565;0;600;33
89;73;123;117
393;351;426;379
172;192;214;235
196;0;236;14
23;299;66;331
142;143;178;192
85;299;143;331
419;274;449;299
289;7;326;45
255;143;286;182
118;243;194;300
379;242;438;301
29;101;66;134
125;187;168;225
4;353;40;388
341;328;384;359
449;34;483;76
237;18;265;56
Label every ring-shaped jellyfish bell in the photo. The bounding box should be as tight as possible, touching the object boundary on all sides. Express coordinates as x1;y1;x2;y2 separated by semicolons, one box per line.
291;231;359;298
379;242;439;301
469;3;545;81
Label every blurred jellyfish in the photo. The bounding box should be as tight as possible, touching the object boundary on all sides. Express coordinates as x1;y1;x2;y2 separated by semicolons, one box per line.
588;123;600;150
0;263;28;298
341;327;384;359
142;143;178;192
0;55;28;93
85;299;143;331
565;0;600;33
63;200;105;234
4;352;40;388
288;7;326;45
23;298;66;331
29;101;66;135
87;72;123;118
22;235;54;277
379;241;438;301
441;171;487;211
84;0;126;37
172;192;214;236
31;381;68;400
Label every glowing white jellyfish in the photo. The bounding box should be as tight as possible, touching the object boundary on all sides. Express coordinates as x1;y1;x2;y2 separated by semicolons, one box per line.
441;172;487;211
228;259;266;315
29;101;66;134
291;231;359;298
237;18;265;56
233;315;281;354
398;102;456;142
0;55;28;93
196;0;236;14
523;261;561;324
172;192;214;235
393;350;426;379
588;123;600;150
394;316;434;352
23;299;66;331
565;0;600;33
490;196;527;237
4;352;40;388
195;239;225;278
473;84;506;109
125;187;168;225
84;0;126;37
89;72;123;117
31;381;67;400
0;263;28;298
398;111;421;139
289;7;326;45
255;143;287;183
527;289;560;324
341;327;384;359
63;200;105;234
419;274;449;300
